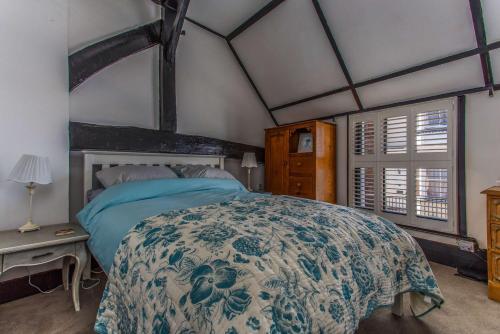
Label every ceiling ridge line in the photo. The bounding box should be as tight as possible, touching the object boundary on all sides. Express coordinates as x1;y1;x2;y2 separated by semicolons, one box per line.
226;39;278;126
184;17;225;39
227;0;287;41
311;0;364;111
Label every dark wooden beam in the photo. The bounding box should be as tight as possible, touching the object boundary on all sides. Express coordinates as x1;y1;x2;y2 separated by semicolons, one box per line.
311;0;363;110
270;41;500;114
69;122;265;162
184;17;225;39
159;0;190;132
269;86;350;112
226;41;278;125
469;0;494;94
354;47;486;89
457;95;467;237
282;85;490;125
227;0;287;41
166;0;190;63
341;86;489;116
69;21;162;91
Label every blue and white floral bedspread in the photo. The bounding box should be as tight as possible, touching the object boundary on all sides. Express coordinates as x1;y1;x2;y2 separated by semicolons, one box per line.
95;196;443;334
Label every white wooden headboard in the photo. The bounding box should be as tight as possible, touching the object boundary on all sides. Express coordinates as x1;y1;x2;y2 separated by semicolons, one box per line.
82;150;225;204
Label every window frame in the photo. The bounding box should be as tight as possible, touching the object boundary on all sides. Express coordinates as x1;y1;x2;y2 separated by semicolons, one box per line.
349;98;457;234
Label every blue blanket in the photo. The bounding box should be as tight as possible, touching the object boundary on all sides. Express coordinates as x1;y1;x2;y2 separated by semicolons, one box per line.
85;180;443;334
78;178;259;272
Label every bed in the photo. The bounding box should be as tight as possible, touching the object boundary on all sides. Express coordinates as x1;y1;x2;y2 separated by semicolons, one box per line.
77;151;443;334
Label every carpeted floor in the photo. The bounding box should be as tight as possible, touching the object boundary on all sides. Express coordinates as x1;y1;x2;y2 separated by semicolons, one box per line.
0;262;498;334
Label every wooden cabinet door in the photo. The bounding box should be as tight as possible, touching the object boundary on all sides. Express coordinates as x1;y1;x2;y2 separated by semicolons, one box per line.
265;129;288;194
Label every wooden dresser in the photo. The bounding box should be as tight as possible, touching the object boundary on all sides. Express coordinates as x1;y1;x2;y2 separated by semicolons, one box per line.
265;120;336;203
481;186;500;302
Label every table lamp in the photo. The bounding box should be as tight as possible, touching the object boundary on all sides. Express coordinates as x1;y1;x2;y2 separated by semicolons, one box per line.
8;154;52;232
241;152;257;191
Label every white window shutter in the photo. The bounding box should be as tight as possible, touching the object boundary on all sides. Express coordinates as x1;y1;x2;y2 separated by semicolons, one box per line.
349;98;456;234
353;165;376;211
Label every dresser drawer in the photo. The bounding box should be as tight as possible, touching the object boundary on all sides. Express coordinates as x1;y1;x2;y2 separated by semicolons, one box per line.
289;155;314;175
491;251;500;284
289;176;314;199
491;224;500;251
489;197;500;222
3;244;75;272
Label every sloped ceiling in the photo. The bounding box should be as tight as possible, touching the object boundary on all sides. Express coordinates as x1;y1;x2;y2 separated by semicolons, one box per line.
187;0;499;124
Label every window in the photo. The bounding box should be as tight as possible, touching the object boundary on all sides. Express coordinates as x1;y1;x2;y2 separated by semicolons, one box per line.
382;167;407;215
349;99;456;233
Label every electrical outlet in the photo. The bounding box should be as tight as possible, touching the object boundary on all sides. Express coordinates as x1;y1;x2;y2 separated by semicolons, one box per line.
457;239;477;253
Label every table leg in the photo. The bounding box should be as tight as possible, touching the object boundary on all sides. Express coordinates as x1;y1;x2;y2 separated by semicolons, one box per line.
391;293;404;317
62;257;71;291
72;243;88;312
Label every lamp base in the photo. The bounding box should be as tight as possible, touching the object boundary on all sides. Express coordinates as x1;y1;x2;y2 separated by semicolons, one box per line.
18;221;40;233
247;168;253;192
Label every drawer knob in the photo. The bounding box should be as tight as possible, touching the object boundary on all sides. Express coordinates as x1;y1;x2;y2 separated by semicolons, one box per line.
296;182;302;187
296;162;302;166
32;252;54;260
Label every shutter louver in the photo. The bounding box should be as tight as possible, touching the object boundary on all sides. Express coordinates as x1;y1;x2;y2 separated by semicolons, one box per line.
354;121;375;156
415;110;448;153
353;167;375;210
416;168;448;221
382;167;407;215
382;116;407;155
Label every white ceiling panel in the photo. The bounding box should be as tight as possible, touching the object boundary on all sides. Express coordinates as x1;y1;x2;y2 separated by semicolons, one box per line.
187;0;270;36
482;0;500;42
357;56;484;108
490;49;500;83
69;0;160;52
319;0;477;83
273;91;357;124
232;0;348;108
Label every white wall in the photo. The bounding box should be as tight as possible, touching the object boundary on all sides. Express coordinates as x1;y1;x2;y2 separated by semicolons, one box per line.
68;0;160;129
0;1;69;231
0;0;69;280
466;92;500;249
69;48;159;129
176;21;274;147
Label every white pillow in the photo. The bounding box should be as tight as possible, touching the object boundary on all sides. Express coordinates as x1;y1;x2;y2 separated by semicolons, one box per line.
96;165;178;188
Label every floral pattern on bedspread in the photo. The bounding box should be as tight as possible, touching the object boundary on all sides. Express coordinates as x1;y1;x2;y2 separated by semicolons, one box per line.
95;196;443;334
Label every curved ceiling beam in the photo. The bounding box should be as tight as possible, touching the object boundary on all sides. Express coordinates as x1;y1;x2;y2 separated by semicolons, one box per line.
69;20;162;92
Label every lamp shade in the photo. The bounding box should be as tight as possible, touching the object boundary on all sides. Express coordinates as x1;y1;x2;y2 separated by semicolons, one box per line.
241;152;257;168
8;154;52;184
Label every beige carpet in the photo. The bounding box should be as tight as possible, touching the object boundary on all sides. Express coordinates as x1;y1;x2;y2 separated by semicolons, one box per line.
0;262;498;334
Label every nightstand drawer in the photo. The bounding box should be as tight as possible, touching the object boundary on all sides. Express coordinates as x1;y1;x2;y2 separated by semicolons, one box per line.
3;243;75;272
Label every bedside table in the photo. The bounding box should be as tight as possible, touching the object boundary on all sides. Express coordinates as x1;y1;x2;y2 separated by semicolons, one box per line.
0;223;89;311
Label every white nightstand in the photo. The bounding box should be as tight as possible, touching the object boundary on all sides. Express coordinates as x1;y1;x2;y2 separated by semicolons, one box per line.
0;223;89;311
